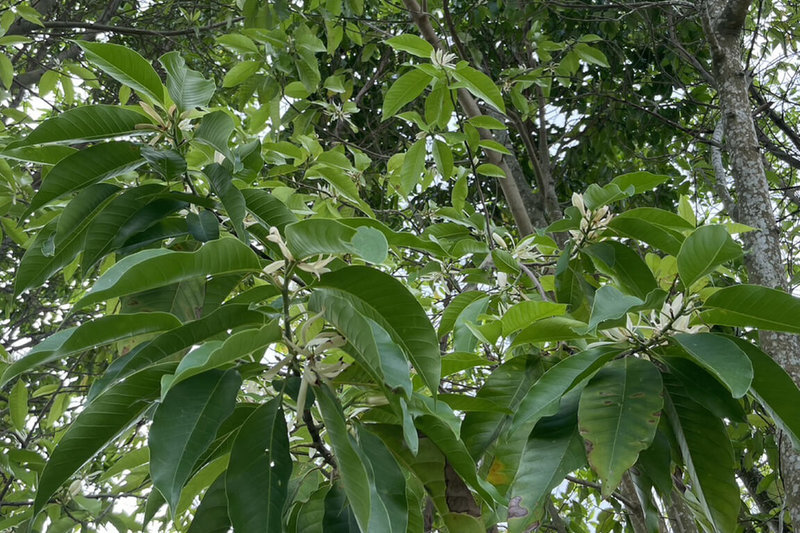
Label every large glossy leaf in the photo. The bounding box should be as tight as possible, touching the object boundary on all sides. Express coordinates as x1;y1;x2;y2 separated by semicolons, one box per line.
664;377;739;533
489;346;621;492
77;41;165;104
25;141;143;216
662;355;745;422
507;395;586;532
578;357;663;495
89;304;265;397
33;362;176;515
500;301;567;337
0;312;181;387
315;266;440;393
0;144;77;164
672;333;753;398
75;237;260;309
241;188;298;231
729;337;800;449
358;427;408;533
583;241;657;299
452;64;505;113
322;483;361;532
309;289;413;397
316;386;372;532
194;111;234;160
461;354;542;458
677;226;741;287
438;290;485;338
583;285;643;333
608;207;693;256
226;397;292;533
412;396;503;505
385;34;434;57
165;322;280;392
382;68;432;120
82;186;186;273
203;164;247;240
701;284;800;333
150;369;241;513
511;317;590;346
12;105;150;146
159;52;215;111
120;276;206;323
186;473;230;533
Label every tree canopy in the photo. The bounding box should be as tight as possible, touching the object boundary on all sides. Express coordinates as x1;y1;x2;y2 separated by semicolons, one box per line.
3;0;800;531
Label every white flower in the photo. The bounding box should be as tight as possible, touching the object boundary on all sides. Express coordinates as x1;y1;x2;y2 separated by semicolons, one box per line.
431;49;457;70
266;226;294;262
297;254;336;279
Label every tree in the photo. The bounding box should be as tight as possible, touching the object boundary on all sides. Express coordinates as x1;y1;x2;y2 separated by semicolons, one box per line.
2;0;800;531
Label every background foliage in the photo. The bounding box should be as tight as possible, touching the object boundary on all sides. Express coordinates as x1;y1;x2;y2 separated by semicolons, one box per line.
2;0;800;531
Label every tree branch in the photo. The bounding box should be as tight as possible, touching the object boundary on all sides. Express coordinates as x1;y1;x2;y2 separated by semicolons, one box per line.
29;18;242;37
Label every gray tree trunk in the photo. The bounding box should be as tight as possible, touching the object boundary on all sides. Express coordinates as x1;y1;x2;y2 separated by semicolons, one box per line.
701;0;800;525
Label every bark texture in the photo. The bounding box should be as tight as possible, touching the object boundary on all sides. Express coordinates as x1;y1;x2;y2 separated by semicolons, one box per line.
701;0;800;524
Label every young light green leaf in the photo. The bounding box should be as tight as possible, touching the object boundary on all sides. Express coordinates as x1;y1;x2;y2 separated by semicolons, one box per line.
476;163;506;178
9;379;28;431
159;51;215;110
24;142;143;216
452;65;505;113
400;139;427;194
34;362;176;516
225;398;292;533
12;106;151;147
467;115;506;130
222;60;261;88
75;237;260;309
677;226;741;287
150;369;241;513
701;284;800;333
385;34;434;58
578;357;663;495
350;226;389;263
500;301;567;336
672;333;753;398
77;42;165;104
382;69;432;120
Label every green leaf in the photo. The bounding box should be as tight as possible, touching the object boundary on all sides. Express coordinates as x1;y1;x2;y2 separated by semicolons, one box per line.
578;358;663;495
511;317;590;346
358;427;409;533
159;52;215;111
350;226;389;263
194;111;234;161
12;106;150;147
468;115;506;130
0;52;12;89
150;369;241;513
453;64;505;113
89;305;265;397
187;474;230;533
33;362;176;515
662;356;745;422
77;41;164;104
664;377;739;533
701;284;800;333
316;385;373;532
203;163;247;240
610;171;669;195
0;312;181;388
241;188;298;231
608;208;693;256
225;397;292;532
490;346;621;492
500;301;567;336
9;379;27;431
222;60;261;88
507;397;586;531
382;69;432;120
310;289;413;397
672;333;753;399
315;266;440;393
438;291;485;338
0;145;77;164
75;237;260;309
385;34;434;58
187;210;220;242
141;146;187;181
583;242;657;299
677;226;741;287
166;322;280;392
24;142;143;216
400;139;427;194
583;285;643;333
475;163;506;178
730;337;800;449
461;354;543;458
574;42;610;67
478;139;512;155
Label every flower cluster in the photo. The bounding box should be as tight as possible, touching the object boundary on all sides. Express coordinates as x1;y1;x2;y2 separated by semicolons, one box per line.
568;193;612;242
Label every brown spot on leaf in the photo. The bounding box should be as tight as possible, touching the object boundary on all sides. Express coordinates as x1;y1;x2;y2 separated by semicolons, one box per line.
507;496;529;518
